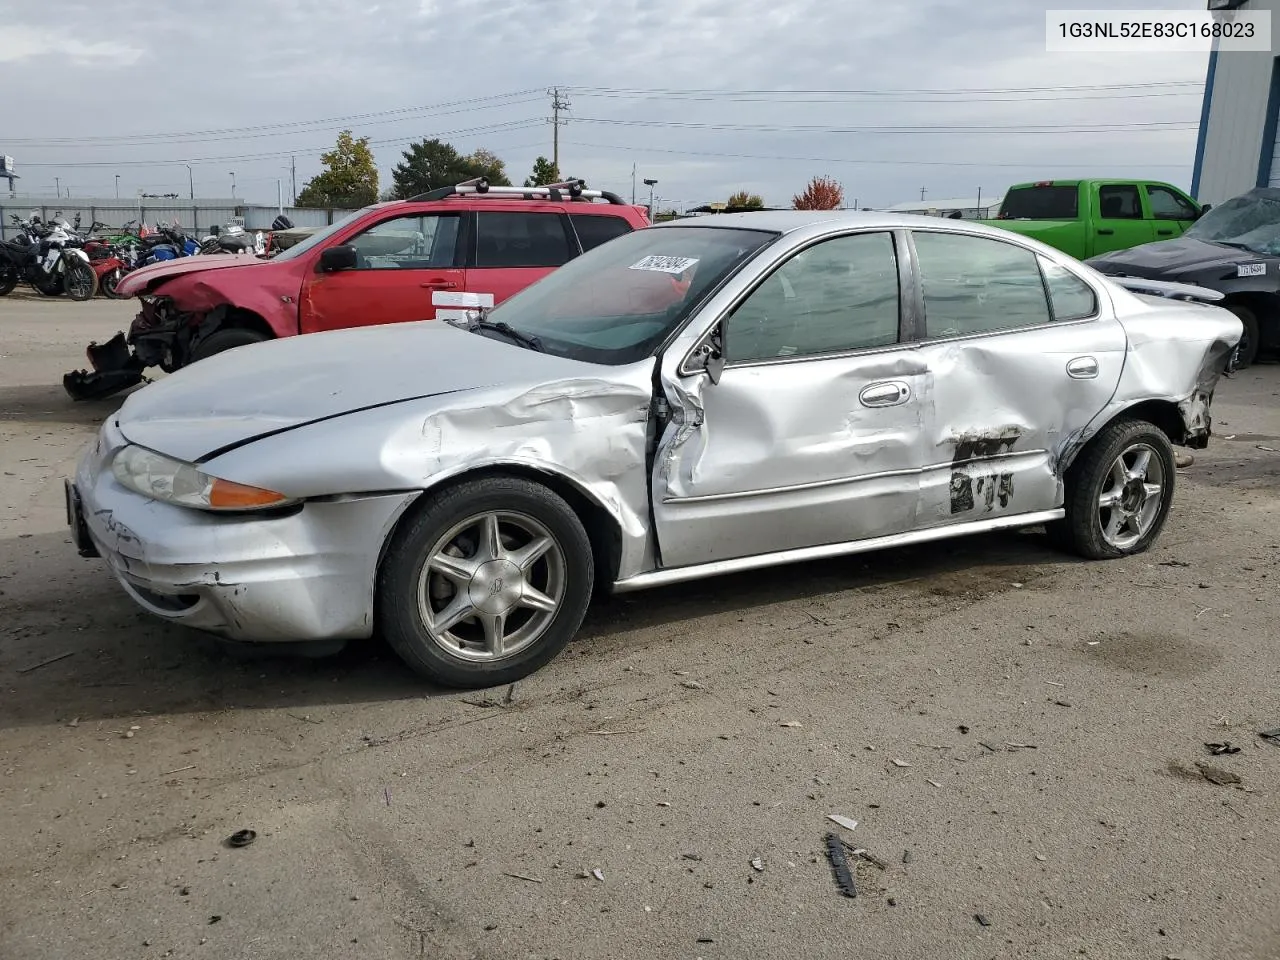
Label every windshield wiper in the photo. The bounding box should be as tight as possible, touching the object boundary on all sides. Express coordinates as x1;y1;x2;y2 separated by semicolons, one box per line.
461;313;544;352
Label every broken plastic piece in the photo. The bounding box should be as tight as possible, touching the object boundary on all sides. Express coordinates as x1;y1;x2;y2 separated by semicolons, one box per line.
1205;741;1240;756
225;829;256;848
750;858;765;872
1258;727;1280;747
825;834;857;898
826;814;858;832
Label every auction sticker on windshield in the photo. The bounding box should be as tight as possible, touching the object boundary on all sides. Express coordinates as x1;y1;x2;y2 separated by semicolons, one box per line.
1238;263;1267;277
630;256;699;274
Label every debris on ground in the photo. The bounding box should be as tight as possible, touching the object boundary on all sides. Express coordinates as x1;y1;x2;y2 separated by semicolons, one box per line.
902;850;912;865
1205;742;1240;756
1195;762;1242;786
16;651;75;674
826;814;858;832
750;858;765;872
846;846;887;870
225;829;257;848
1259;727;1280;747
974;913;992;927
591;868;605;881
890;758;911;768
502;872;544;883
824;834;857;898
1159;560;1192;567
680;680;705;690
779;721;803;728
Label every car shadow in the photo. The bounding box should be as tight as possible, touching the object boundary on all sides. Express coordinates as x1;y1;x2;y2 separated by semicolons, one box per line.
0;383;127;427
0;525;1074;730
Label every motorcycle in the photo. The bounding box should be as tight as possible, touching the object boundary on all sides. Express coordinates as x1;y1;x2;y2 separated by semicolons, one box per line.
139;221;200;264
0;213;97;300
199;222;266;256
80;222;135;299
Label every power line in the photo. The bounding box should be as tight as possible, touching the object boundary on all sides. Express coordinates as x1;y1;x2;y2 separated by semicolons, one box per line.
560;139;1192;170
17;119;546;167
569;117;1197;135
569;89;1200;105
3;90;544;146
567;80;1201;96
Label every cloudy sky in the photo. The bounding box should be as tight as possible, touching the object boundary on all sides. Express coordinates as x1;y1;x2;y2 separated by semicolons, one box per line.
0;0;1208;210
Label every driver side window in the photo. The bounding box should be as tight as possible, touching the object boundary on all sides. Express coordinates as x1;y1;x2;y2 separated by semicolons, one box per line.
724;232;900;363
347;214;460;269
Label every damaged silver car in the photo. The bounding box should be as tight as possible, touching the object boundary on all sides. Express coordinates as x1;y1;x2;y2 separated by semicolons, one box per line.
66;213;1241;688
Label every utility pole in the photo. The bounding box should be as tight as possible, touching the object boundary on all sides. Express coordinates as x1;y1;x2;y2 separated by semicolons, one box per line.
115;174;120;199
277;179;284;215
643;178;658;221
230;171;236;198
919;186;927;202
290;155;296;205
631;163;636;205
186;163;194;199
54;176;60;196
550;87;570;170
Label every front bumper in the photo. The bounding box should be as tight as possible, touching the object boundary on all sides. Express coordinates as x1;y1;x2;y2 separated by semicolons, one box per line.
68;420;419;642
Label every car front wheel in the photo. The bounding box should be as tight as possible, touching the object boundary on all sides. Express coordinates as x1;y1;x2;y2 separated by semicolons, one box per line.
1052;418;1175;560
378;477;594;688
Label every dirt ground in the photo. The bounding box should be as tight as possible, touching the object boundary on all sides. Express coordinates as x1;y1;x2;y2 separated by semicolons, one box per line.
2;292;1279;960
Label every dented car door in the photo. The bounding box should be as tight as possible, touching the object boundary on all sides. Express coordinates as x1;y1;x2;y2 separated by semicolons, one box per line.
651;230;927;568
905;229;1125;524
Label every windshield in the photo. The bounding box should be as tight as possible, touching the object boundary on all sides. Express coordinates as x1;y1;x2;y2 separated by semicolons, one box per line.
481;225;778;364
1184;191;1280;255
270;205;380;261
997;186;1079;220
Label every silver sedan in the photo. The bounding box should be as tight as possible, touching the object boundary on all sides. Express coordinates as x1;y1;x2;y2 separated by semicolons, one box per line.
66;212;1242;687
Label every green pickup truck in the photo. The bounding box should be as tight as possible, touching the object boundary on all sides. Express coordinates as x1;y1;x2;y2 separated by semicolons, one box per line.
980;179;1204;260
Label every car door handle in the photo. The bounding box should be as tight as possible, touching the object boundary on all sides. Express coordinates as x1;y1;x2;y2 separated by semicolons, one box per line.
1097;228;1115;235
1156;229;1173;235
420;280;457;289
1067;356;1099;379
859;381;911;407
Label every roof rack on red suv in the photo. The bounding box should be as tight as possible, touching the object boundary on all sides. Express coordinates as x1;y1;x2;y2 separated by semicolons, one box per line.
410;176;627;205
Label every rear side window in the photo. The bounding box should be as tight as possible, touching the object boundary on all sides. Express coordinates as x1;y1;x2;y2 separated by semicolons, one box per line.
913;231;1051;338
999;186;1079;220
570;214;633;252
1039;257;1098;321
1097;184;1142;219
475;212;573;268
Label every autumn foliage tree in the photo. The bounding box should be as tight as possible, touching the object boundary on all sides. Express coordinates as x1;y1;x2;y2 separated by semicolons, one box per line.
792;176;844;211
296;130;379;207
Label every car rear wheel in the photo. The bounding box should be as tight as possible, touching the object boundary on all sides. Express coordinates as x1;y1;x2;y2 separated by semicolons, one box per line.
188;327;268;364
1224;303;1259;369
1049;418;1175;560
377;477;594;688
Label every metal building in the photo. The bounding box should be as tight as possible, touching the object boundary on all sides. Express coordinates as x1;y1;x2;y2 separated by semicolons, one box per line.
1193;0;1280;202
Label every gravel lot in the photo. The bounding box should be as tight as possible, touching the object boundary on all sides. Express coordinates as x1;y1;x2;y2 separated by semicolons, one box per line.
2;293;1279;960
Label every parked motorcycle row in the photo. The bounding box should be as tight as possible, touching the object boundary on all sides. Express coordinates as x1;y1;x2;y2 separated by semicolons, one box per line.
0;212;296;301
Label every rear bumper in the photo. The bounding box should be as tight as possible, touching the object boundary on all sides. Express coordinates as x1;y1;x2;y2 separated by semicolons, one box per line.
69;423;419;642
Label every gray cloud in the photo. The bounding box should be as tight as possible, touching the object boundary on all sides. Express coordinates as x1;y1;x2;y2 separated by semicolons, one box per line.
0;0;1207;208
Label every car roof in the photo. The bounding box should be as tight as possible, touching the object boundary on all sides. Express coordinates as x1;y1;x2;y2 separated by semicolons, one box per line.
652;209;1025;238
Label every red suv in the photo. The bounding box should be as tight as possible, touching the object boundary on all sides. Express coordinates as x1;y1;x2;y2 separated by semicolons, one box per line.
64;179;650;400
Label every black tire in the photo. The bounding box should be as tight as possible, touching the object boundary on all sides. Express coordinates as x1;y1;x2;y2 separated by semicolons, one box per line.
1224;303;1259;369
34;273;63;296
100;268;127;299
0;266;16;296
187;327;268;364
63;260;97;301
1049;417;1176;560
377;476;594;688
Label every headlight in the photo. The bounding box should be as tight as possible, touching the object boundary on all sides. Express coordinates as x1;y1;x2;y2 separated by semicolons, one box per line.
111;445;295;512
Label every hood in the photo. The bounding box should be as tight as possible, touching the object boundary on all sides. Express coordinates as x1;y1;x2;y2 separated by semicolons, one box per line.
114;320;600;463
117;253;265;297
1086;237;1252;279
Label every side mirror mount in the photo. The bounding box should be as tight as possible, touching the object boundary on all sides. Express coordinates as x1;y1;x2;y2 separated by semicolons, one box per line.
689;325;725;385
1197;203;1212;218
319;244;358;272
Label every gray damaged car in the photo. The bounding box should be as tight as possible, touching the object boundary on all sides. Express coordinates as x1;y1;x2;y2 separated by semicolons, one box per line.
66;212;1241;688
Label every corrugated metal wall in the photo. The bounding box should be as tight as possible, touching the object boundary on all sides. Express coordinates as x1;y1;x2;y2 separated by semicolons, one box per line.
0;197;357;241
1196;0;1280;204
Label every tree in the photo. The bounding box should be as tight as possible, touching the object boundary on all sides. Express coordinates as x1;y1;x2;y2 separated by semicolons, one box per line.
296;130;378;207
792;176;844;211
726;190;764;211
524;156;561;187
390;140;511;198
